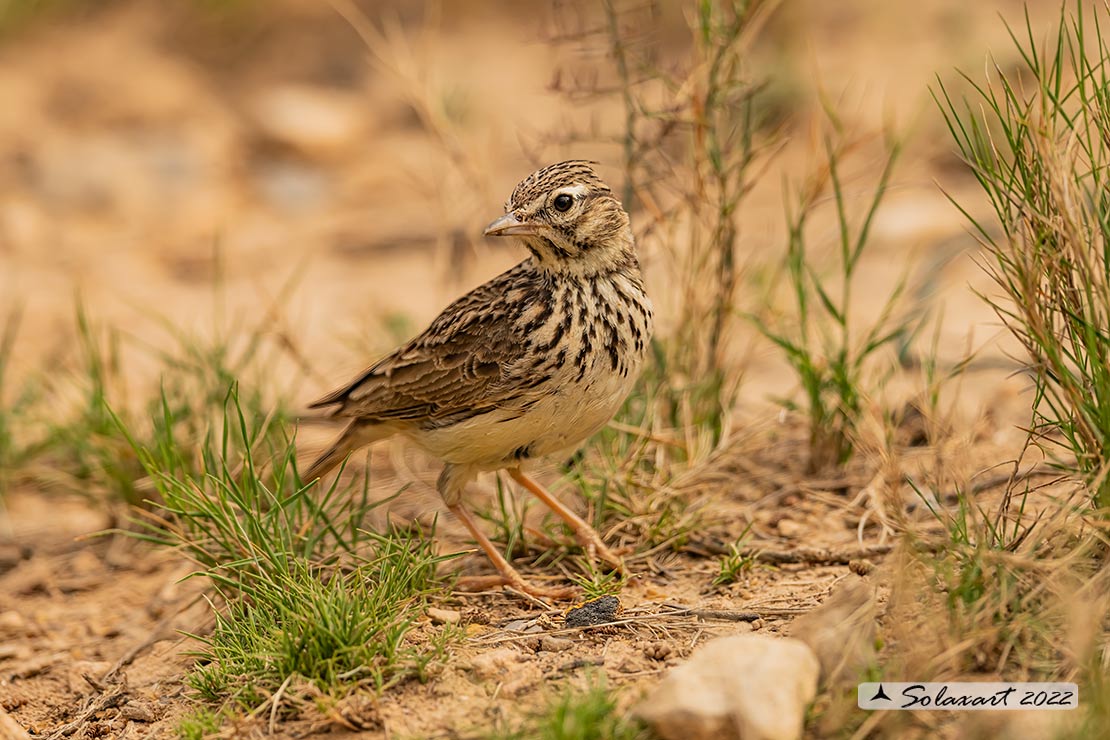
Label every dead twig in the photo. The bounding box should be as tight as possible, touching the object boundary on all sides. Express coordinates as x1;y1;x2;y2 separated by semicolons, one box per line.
746;544;894;565
42;682;127;740
659;604;761;622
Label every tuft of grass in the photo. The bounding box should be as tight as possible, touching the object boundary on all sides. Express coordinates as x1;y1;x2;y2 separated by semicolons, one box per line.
570;559;626;601
840;471;1104;737
749;120;914;472
936;0;1110;508
187;536;453;708
906;479;1091;675
43;305;144;505
1064;664;1110;739
487;675;646;740
120;384;370;577
0;304;145;504
118;386;459;714
175;706;226;740
712;522;758;586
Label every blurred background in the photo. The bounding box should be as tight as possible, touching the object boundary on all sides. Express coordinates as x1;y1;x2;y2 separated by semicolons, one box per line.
0;0;1045;408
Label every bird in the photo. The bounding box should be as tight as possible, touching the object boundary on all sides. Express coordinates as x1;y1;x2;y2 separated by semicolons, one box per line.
303;160;654;598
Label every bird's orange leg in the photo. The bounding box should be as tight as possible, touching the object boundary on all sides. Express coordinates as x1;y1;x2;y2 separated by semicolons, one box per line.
448;503;577;600
508;469;626;574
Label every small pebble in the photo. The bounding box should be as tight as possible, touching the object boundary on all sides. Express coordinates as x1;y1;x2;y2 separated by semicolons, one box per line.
539;636;574;653
427;607;461;625
644;641;672;661
776;519;805;538
503;619;544;633
565;595;622;628
121;701;159;723
463;608;490;625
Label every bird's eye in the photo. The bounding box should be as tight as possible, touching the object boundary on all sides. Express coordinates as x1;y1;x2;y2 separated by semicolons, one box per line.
553;193;574;212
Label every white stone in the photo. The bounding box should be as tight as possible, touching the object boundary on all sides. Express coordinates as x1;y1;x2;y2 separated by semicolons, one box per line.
636;634;819;740
427;607;461;625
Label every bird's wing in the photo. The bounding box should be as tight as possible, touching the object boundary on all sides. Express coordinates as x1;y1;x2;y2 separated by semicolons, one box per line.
309;262;543;426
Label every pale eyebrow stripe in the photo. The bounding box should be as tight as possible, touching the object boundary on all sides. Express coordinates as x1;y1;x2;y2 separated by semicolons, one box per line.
558;184;591;198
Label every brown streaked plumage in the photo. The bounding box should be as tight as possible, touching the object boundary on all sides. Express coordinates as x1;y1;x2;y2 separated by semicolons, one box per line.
304;160;654;599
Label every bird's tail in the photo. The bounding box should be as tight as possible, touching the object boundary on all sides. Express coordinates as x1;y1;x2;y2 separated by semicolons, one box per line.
302;420;390;483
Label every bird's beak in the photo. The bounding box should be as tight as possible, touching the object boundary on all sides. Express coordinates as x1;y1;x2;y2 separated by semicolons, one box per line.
483;213;538;237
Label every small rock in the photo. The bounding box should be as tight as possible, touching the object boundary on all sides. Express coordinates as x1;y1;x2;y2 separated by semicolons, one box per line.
636;634;819;740
467;648;525;681
502;619;544;634
644;642;673;661
252;159;330;211
775;519;805;538
616;656;645;673
564;595;622;628
121;701;160;723
790;579;876;688
538;636;574;653
427;607;461;625
463;608;490;625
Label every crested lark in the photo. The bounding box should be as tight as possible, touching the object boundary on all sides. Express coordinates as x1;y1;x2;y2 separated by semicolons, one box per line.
305;160;654;598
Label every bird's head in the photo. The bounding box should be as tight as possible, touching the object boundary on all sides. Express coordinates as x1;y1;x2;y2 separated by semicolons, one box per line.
483;160;635;273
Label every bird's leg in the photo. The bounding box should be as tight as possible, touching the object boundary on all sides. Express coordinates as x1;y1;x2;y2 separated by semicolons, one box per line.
508;468;626;574
448;502;577;600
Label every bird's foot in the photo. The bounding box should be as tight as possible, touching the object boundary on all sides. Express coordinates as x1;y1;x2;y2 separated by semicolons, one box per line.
456;574;578;600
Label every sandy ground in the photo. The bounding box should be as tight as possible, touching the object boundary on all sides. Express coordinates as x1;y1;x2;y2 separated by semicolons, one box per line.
0;0;1065;737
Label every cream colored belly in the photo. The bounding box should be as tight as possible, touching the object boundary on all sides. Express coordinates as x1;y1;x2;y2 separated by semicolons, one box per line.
407;370;636;469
